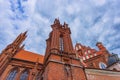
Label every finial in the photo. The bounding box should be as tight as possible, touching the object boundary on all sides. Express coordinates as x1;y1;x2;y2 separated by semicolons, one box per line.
96;42;106;51
63;22;68;28
22;30;28;36
64;22;66;25
54;18;60;24
96;42;102;46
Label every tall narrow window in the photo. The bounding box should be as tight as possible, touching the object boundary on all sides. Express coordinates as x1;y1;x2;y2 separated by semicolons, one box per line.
6;68;18;80
59;35;64;51
20;70;29;80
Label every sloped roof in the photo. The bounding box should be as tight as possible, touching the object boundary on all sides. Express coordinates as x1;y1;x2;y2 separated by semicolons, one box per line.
108;53;120;66
13;49;44;64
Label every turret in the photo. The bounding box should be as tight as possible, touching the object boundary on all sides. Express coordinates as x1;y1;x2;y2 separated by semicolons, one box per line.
96;42;106;51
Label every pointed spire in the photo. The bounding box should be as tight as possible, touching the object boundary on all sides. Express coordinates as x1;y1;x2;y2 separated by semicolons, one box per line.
20;44;25;50
96;42;106;51
54;18;60;24
22;30;27;36
0;31;27;75
51;18;61;30
12;31;27;47
63;22;68;28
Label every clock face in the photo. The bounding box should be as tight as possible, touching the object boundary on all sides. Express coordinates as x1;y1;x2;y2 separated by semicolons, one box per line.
99;62;107;69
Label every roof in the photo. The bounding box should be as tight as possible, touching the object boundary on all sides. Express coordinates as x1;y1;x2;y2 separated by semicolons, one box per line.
108;53;120;66
13;49;44;64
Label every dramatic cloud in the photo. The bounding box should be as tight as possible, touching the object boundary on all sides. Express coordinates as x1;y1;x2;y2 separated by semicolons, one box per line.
0;0;120;56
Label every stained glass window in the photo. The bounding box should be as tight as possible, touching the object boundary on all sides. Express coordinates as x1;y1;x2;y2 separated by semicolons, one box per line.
20;70;29;80
6;69;18;80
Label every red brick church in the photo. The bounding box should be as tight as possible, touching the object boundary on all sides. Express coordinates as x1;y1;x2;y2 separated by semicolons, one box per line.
0;19;120;80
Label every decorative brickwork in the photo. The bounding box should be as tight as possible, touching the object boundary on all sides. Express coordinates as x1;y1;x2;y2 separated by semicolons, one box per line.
75;42;109;69
0;19;120;80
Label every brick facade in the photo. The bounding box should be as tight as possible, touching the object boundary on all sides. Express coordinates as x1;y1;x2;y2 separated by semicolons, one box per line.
0;19;120;80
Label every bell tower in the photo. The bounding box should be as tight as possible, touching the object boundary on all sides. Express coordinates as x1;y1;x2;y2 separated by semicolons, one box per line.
0;31;27;76
45;19;75;58
44;19;74;61
42;19;86;80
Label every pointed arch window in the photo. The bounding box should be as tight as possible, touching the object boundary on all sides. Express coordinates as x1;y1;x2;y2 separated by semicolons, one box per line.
59;35;64;51
20;70;29;80
6;68;18;80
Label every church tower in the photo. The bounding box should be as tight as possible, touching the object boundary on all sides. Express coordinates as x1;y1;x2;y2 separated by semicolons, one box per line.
0;31;27;76
41;19;86;80
44;19;75;61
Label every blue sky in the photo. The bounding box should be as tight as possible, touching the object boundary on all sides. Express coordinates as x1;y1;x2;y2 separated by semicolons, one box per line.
0;0;120;56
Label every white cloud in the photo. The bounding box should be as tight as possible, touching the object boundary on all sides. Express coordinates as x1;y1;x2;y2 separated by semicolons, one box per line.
65;3;81;16
0;0;120;57
114;17;120;24
91;0;106;6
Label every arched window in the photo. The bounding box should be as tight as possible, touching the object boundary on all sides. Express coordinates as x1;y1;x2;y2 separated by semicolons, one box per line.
6;68;18;80
20;70;29;80
99;62;107;69
59;35;64;51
